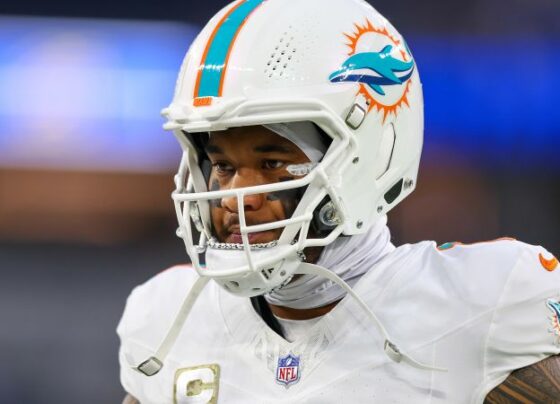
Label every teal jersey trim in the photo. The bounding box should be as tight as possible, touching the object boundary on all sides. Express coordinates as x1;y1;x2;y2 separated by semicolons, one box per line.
437;242;458;250
197;0;265;98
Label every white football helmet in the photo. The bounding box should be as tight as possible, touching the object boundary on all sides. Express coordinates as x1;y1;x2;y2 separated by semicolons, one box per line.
163;0;423;298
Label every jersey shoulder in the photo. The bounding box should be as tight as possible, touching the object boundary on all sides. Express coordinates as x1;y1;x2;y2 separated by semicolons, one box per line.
430;237;543;268
440;240;560;400
385;238;559;309
117;265;199;342
428;238;558;296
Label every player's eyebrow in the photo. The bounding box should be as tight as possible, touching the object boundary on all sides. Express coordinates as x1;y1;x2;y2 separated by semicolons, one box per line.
253;144;293;154
205;144;224;154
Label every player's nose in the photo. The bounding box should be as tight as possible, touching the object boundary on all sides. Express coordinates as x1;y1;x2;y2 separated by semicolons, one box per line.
221;169;265;212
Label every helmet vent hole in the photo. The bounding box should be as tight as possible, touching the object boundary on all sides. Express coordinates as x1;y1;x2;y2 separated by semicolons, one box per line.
261;20;320;84
263;27;303;82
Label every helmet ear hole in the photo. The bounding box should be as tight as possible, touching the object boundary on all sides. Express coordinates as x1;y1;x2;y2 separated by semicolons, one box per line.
374;124;396;180
311;196;340;237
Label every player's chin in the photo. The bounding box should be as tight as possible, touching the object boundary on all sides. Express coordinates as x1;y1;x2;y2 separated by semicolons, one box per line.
225;230;280;245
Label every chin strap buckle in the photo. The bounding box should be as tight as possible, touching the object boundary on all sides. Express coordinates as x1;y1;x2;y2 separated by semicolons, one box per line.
132;276;211;377
384;340;403;363
136;356;164;376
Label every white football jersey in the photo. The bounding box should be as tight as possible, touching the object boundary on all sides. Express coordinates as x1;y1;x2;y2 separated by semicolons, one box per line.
117;239;560;403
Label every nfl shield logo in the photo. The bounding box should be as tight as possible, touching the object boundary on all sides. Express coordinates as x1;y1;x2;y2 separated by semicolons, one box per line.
275;352;301;388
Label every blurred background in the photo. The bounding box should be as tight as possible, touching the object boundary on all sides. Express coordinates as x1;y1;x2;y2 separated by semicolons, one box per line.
0;0;558;402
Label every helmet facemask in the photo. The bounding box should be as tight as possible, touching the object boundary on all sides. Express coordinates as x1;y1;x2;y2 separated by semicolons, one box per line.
172;119;354;297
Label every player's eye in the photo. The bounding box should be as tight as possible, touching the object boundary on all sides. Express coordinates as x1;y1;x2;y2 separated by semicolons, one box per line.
262;159;285;170
212;161;235;175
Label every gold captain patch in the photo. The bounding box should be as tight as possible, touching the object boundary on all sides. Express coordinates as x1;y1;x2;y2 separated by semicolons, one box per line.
174;364;220;404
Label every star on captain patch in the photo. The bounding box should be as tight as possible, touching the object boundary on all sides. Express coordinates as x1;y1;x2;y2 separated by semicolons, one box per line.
546;298;560;344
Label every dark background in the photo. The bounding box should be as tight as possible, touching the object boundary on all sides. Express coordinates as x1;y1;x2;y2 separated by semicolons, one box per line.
0;1;558;403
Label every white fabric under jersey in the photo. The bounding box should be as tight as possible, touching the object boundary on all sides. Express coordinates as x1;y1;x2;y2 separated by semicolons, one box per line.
117;239;560;403
274;316;323;343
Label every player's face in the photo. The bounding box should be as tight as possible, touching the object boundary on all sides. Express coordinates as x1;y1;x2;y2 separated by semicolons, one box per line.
205;126;310;244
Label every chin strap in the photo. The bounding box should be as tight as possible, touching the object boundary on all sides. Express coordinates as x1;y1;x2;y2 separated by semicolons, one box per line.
133;276;211;376
133;263;445;377
296;263;447;372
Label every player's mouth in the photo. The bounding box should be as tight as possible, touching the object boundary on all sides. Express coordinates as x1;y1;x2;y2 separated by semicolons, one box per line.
226;225;279;244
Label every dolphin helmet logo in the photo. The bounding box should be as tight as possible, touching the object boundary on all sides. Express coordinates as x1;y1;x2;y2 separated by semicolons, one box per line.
329;19;415;121
329;45;415;96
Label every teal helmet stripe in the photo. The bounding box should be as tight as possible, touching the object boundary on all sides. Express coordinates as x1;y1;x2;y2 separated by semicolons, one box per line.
197;0;265;98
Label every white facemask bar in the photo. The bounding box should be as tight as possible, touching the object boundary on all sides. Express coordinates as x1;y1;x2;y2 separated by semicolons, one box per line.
175;160;347;278
172;102;357;282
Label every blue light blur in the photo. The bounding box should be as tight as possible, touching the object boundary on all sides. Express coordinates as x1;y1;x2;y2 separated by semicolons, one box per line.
0;17;557;171
0;16;197;172
411;36;560;167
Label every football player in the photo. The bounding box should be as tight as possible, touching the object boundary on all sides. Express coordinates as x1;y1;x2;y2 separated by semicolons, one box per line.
118;0;560;402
